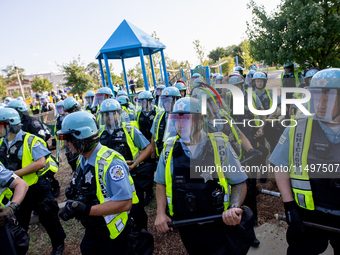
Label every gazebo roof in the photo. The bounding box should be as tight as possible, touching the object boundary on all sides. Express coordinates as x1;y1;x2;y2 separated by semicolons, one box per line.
95;20;166;60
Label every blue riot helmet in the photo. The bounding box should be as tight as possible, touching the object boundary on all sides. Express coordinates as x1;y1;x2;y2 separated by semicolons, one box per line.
0;108;22;137
308;68;340;123
55;100;65;115
17;96;23;101
63;96;81;113
175;82;187;98
117;95;129;106
99;99;123;131
7;99;30;118
154;85;166;97
56;111;100;162
252;72;268;90
40;95;48;105
84;90;95;107
191;73;201;80
215;74;224;85
158;87;181;113
55;95;61;100
137;91;153;112
228;74;244;90
245;70;256;87
213;73;219;83
163;97;205;143
92;87;114;109
116;90;128;99
234;66;244;76
4;97;12;105
303;68;320;87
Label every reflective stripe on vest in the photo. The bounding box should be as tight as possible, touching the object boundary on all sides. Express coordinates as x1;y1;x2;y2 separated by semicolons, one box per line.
288;118;314;210
219;109;242;159
154;111;166;157
251;91;260;126
265;88;273;109
280;70;301;87
123;126;140;160
164;133;230;216
0;187;13;207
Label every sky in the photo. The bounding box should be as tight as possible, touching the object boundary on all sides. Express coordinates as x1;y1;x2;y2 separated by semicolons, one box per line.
0;0;281;77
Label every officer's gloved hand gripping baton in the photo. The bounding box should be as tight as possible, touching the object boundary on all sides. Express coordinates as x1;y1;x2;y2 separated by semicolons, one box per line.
167;214;223;228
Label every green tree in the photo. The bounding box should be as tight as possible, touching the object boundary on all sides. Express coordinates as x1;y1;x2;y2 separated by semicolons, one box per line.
12;90;20;98
193;40;206;65
59;56;94;95
86;62;101;88
2;65;25;83
221;57;235;76
247;0;340;69
31;77;53;93
208;47;227;63
0;76;7;98
240;40;254;69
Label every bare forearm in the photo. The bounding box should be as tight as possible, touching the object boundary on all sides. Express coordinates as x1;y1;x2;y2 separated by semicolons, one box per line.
10;178;28;205
14;157;46;177
229;181;247;207
275;168;294;202
90;199;132;216
156;184;167;215
136;144;152;164
239;130;252;152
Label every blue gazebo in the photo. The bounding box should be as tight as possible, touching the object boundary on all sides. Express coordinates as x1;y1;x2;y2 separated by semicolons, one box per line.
95;20;169;95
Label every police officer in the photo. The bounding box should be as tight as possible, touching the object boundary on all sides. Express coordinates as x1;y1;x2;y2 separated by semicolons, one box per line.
151;87;181;157
175;82;187;98
252;72;282;182
136;91;157;205
4;97;12;105
41;96;53;113
91;87;114;115
280;61;303;99
270;68;340;255
0;108;65;255
117;90;135;112
57;111;137;255
61;93;67;100
117;95;136;122
154;97;255;254
7;100;47;141
153;84;166;108
0;162;29;255
31;100;40;115
84;90;95;113
62;97;81;172
235;66;246;79
7;99;60;197
98;99;152;231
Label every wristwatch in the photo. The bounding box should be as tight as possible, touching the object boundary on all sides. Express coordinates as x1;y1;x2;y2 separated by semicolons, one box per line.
228;204;240;210
133;160;139;168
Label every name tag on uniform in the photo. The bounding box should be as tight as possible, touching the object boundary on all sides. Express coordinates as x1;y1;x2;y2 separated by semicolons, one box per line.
312;142;330;153
175;175;185;184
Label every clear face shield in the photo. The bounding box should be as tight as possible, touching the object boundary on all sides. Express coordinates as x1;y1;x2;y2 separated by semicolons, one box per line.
84;96;94;107
246;74;254;87
163;113;206;144
155;88;163;97
98;110;123;131
158;96;178;113
308;88;340;123
56;105;65;115
56;132;82;163
92;94;110;108
136;99;152;113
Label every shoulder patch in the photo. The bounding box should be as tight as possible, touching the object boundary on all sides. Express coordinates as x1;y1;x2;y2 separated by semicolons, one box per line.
279;135;287;145
109;165;125;181
33;141;42;148
230;146;238;159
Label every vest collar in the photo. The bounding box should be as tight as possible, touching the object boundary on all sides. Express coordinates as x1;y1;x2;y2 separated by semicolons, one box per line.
80;143;102;170
3;130;25;148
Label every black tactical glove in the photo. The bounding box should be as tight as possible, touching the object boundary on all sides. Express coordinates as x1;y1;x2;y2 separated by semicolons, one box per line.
284;201;305;232
247;148;262;158
59;200;92;221
0;203;18;226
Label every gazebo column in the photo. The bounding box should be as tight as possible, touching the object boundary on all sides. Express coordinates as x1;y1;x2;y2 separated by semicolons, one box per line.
103;53;115;96
149;54;157;89
160;50;169;87
139;48;149;91
159;61;164;82
98;59;106;87
121;58;130;94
